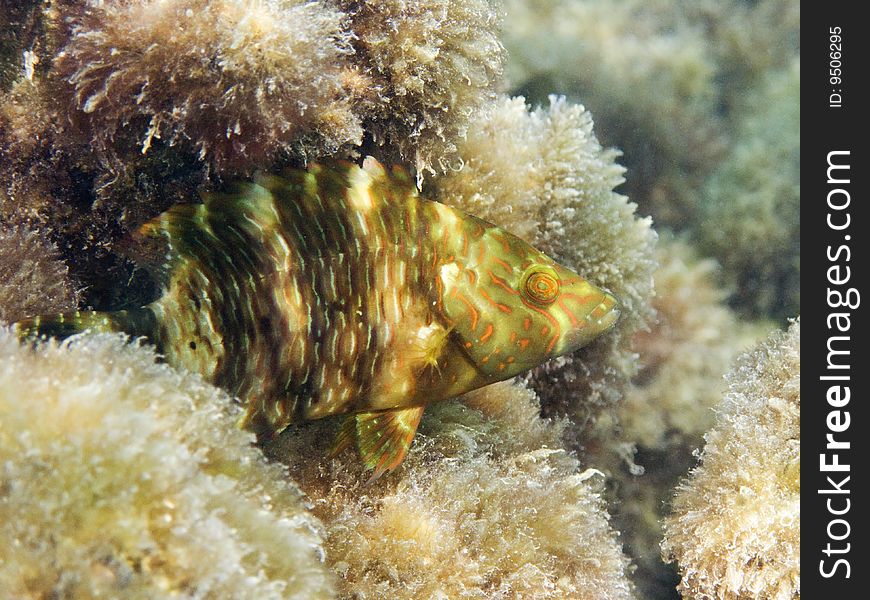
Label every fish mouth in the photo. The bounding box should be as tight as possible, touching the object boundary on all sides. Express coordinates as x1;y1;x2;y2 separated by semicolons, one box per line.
593;293;620;333
558;291;621;355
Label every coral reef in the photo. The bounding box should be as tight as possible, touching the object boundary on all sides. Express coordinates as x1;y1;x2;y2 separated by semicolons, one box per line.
0;331;334;598
502;0;723;228
696;60;800;320
267;381;636;599
694;0;800;113
0;326;636;598
662;320;800;600
37;0;505;175
3;0;506;178
431;95;657;446
0;224;80;323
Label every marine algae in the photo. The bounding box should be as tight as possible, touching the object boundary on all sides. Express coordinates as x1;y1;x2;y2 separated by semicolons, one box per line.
0;332;334;599
663;320;800;600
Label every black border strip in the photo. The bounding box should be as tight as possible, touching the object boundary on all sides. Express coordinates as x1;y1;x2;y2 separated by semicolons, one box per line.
803;4;867;595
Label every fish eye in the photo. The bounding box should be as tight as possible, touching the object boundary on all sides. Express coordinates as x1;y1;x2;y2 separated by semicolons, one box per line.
522;268;560;305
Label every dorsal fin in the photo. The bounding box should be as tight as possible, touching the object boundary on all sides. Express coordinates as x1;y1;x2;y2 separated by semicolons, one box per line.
126;179;285;289
125;158;418;287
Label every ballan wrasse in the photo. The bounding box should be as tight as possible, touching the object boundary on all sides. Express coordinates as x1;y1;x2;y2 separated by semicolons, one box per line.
15;159;620;478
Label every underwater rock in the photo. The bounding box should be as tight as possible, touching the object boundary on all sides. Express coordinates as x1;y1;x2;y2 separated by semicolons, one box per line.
662;319;800;600
432;95;657;448
0;224;79;323
0;332;334;598
267;380;636;599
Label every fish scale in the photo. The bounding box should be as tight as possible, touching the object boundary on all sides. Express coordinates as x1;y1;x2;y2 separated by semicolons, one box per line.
147;163;437;433
14;158;620;478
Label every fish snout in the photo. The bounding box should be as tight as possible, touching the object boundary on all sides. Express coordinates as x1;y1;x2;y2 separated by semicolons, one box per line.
557;286;621;355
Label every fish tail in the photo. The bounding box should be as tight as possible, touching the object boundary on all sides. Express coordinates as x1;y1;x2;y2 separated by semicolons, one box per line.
13;307;158;342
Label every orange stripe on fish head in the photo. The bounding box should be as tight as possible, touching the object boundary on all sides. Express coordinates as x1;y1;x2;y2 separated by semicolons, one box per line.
430;206;620;387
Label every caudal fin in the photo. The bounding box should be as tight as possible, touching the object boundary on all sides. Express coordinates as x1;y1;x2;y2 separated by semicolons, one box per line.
13;308;157;342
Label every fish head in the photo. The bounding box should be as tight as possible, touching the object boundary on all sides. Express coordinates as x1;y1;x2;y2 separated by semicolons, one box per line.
436;213;620;384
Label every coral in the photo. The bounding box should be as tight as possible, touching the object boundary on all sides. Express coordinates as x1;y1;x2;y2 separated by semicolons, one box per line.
341;0;505;177
431;95;657;443
0;141;186;313
51;0;360;173
695;0;800;112
662;319;800;600
0;332;334;598
11;0;505;180
267;380;636;599
696;60;800;320
0;224;80;323
0;72;209;310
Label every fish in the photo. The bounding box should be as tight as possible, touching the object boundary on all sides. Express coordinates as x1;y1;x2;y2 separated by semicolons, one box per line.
14;158;620;478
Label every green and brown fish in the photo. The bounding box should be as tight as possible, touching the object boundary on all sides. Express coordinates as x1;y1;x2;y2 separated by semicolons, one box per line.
14;159;619;478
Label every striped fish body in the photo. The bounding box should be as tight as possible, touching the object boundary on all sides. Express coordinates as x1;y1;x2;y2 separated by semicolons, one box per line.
15;159;619;477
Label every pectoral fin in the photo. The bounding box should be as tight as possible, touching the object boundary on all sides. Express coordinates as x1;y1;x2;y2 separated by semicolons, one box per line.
329;406;425;481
